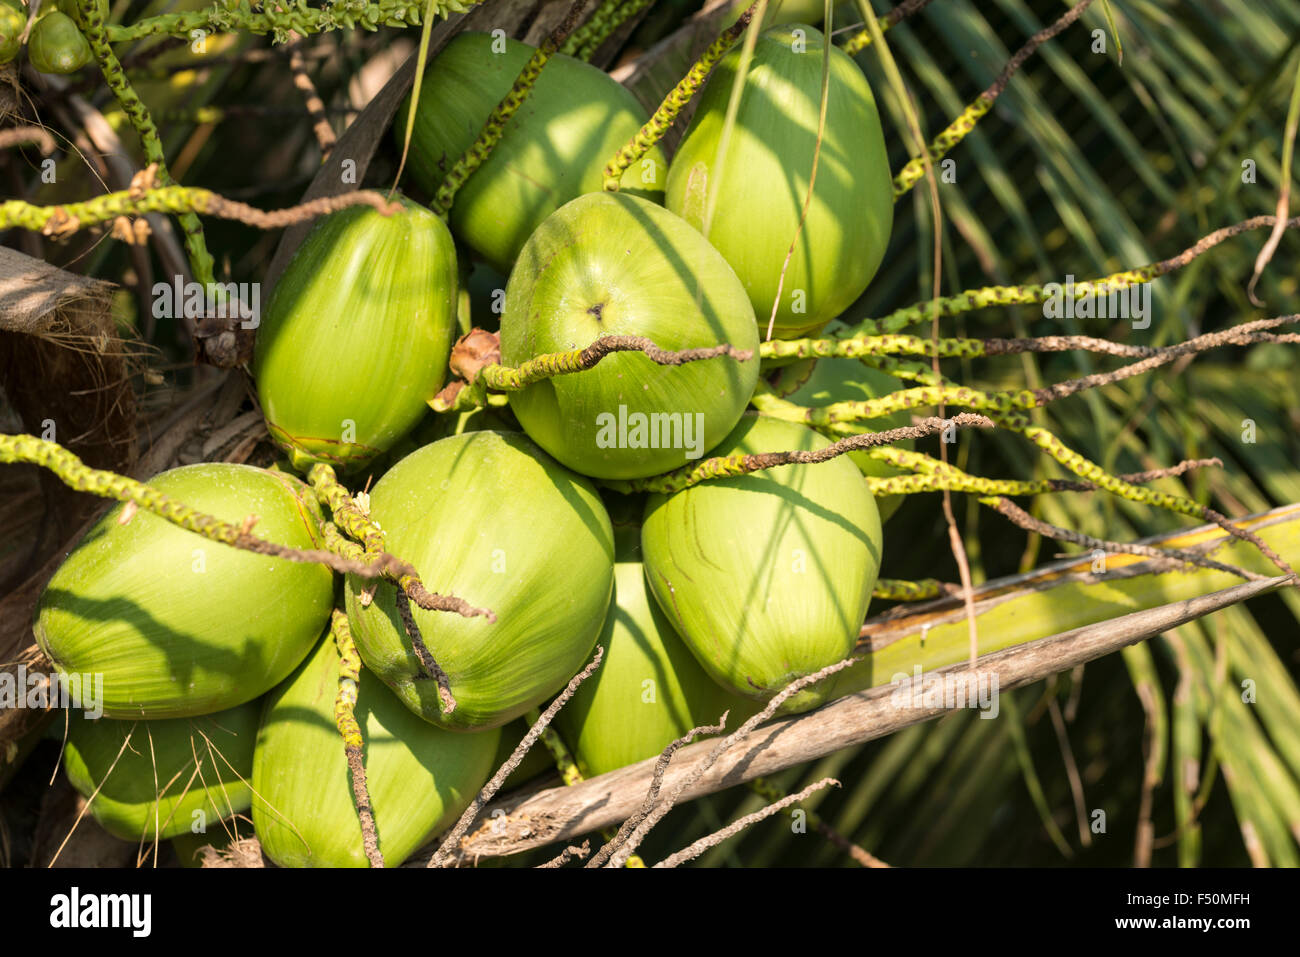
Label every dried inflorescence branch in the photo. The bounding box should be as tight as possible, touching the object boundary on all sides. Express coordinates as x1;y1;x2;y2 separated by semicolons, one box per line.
587;716;730;868
330;610;384;868
480;335;754;391
309;463;496;621
0;181;400;239
604;413;994;494
601;0;759;190
654;777;842;868
0;433;411;580
432;0;591;216
846;213;1300;338
890;0;1098;197
985;498;1268;583
394;590;457;716
602;657;862;868
841;0;935;56
429;646;605;867
538;840;591;868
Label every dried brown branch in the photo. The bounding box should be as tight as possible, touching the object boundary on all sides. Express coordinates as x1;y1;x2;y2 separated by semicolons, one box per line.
587;716;729;868
605;656;863;867
289;39;337;159
428;646;605;867
611;413;995;494
538;840;590;868
653;777;841;868
394;589;457;716
0;126;56;153
434;574;1288;862
344;745;383;868
985;497;1267;582
1030;315;1300;405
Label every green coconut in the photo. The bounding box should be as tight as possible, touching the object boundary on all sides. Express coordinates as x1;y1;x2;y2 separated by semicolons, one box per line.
344;430;615;731
556;560;757;777
0;1;23;65
666;24;892;339
642;415;882;712
499;191;760;480
33;463;335;719
252;633;500;868
62;700;260;843
254;197;457;473
784;356;913;521
398;31;668;274
27;10;91;74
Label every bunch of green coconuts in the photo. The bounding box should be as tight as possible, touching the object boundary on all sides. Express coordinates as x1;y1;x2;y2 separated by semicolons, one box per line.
36;25;912;866
1;0;93;74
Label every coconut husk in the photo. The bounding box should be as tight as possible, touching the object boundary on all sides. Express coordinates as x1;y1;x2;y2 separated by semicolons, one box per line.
0;247;135;790
198;837;269;869
0;245;137;550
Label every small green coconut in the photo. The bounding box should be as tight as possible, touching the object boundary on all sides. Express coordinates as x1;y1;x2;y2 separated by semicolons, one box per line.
34;463;335;719
399;31;668;273
642;415;882;713
345;431;615;731
556;559;758;777
252;633;500;868
63;700;261;843
254;197;458;473
666;24;892;338
500;191;760;480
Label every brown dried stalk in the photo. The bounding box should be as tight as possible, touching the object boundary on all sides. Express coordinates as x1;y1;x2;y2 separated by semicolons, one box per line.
393;590;457;716
428;646;605;867
538;840;591;868
653;777;842;868
587;716;730;868
985;498;1268;582
604;656;862;867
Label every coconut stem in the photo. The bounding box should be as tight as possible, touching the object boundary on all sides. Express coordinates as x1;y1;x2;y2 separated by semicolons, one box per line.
480;335;753;390
873;578;958;601
601;2;758;192
524;707;646;867
0;179;398;238
0;433;408;580
599;413;993;494
103;0;447;44
839;0;929;56
75;0;215;287
330;610;385;869
890;0;1096;201
563;0;654;61
843;213;1300;337
430;0;591;218
309;463;497;622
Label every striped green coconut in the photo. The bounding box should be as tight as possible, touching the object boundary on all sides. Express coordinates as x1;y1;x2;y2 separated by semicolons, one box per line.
252;632;501;868
642;415;883;713
345;430;615;731
33;463;335;719
63;700;261;842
